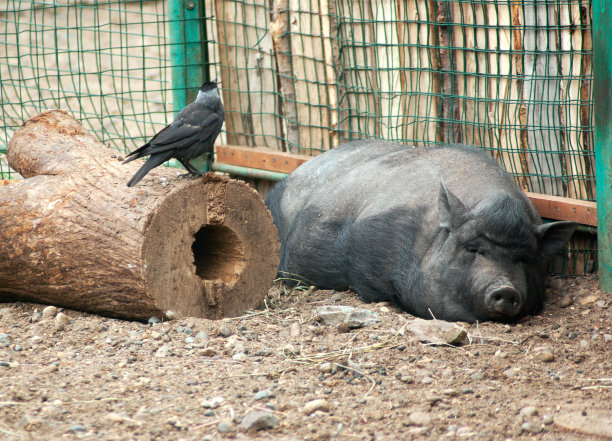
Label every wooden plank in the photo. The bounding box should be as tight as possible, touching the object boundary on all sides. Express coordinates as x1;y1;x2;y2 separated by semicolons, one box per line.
525;192;597;226
288;0;332;152
522;2;564;196
335;0;378;139
215;145;310;174
214;0;281;149
400;0;438;144
559;2;590;200
451;1;488;147
372;0;402;139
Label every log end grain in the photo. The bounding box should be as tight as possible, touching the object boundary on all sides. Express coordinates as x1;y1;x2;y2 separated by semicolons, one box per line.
142;174;280;319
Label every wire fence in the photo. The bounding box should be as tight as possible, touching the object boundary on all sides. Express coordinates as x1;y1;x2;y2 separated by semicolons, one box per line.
0;0;597;275
0;0;174;176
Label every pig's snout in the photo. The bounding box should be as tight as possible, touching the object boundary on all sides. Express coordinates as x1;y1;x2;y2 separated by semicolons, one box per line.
485;285;522;319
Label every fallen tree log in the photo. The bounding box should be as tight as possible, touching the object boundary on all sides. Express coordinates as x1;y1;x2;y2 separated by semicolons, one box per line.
0;110;280;321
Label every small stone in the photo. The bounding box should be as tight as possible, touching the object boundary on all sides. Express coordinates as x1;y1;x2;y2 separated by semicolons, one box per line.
201;396;224;409
217;326;232;338
195;331;209;341
303;399;330;415
290;322;300;338
54;313;71;330
232;353;247;362
604;334;612;342
558;294;573;308
14;344;23;352
148;317;161;325
520;406;539;418
334;322;349;333
0;333;11;347
568;332;578;339
238;410;279;431
30;336;43;345
536;351;555;362
426;395;442;404
154;344;172;358
316;305;354;325
217;420;234;433
319;362;333;373
330;293;342;302
407;427;429;435
542;414;554;425
405;318;467;345
346;309;381;329
579;295;598;305
547;278;564;290
38;364;58;375
521;422;542;433
254;389;273;401
442;388;458;397
554;410;612;438
199;348;217;357
503;367;520;379
596;300;607;308
408;411;431;426
69;424;87;433
42;306;58;319
470;371;485;381
456;426;475;436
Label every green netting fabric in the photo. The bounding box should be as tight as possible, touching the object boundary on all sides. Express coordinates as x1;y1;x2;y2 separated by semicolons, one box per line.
1;0;172;178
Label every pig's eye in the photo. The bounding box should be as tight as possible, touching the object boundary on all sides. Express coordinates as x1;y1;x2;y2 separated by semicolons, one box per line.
466;246;487;256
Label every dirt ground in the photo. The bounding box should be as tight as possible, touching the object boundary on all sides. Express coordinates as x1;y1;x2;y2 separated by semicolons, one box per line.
0;276;610;441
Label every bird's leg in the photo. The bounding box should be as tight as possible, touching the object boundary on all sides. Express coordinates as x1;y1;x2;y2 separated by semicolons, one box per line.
177;159;204;179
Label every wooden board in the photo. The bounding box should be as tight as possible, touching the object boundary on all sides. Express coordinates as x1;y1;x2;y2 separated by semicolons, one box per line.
215;145;310;174
213;0;281;149
525;192;597;226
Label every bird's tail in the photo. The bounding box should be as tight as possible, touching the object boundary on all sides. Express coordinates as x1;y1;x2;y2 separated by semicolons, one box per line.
127;153;172;187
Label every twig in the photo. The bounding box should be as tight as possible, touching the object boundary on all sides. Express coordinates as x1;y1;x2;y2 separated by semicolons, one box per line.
333;363;377;400
223;307;294;321
0;401;25;406
0;427;22;438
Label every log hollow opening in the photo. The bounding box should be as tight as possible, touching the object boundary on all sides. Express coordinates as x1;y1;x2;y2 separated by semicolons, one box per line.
192;225;245;284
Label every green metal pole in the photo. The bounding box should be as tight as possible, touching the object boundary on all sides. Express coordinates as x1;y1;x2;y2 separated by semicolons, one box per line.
168;0;211;172
592;0;612;292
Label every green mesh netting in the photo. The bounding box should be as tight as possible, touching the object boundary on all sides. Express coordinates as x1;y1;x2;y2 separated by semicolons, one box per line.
1;0;173;177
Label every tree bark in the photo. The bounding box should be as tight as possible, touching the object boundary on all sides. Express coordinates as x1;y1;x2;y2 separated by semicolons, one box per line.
0;109;280;321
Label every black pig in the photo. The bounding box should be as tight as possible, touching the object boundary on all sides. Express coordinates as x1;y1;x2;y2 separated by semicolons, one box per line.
265;141;577;323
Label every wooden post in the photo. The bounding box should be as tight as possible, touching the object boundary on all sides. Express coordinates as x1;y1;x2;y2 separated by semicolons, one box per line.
592;0;612;292
0;110;280;320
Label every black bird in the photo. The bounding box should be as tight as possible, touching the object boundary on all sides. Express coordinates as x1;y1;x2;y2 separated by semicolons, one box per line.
124;81;224;187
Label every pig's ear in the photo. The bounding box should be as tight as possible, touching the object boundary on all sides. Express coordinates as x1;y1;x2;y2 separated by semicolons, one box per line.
438;180;467;231
536;221;578;259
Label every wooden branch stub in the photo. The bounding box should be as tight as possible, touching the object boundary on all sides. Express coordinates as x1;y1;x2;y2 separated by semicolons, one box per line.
0;110;280;321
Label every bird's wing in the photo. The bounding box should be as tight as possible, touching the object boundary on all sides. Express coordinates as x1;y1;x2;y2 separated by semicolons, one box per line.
148;121;202;148
124;113;221;163
197;114;222;142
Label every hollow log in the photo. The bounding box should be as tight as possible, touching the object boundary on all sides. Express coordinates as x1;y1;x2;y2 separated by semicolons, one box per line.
0;110;280;321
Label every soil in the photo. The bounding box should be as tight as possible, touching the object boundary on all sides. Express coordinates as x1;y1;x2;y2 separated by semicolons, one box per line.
0;276;610;441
